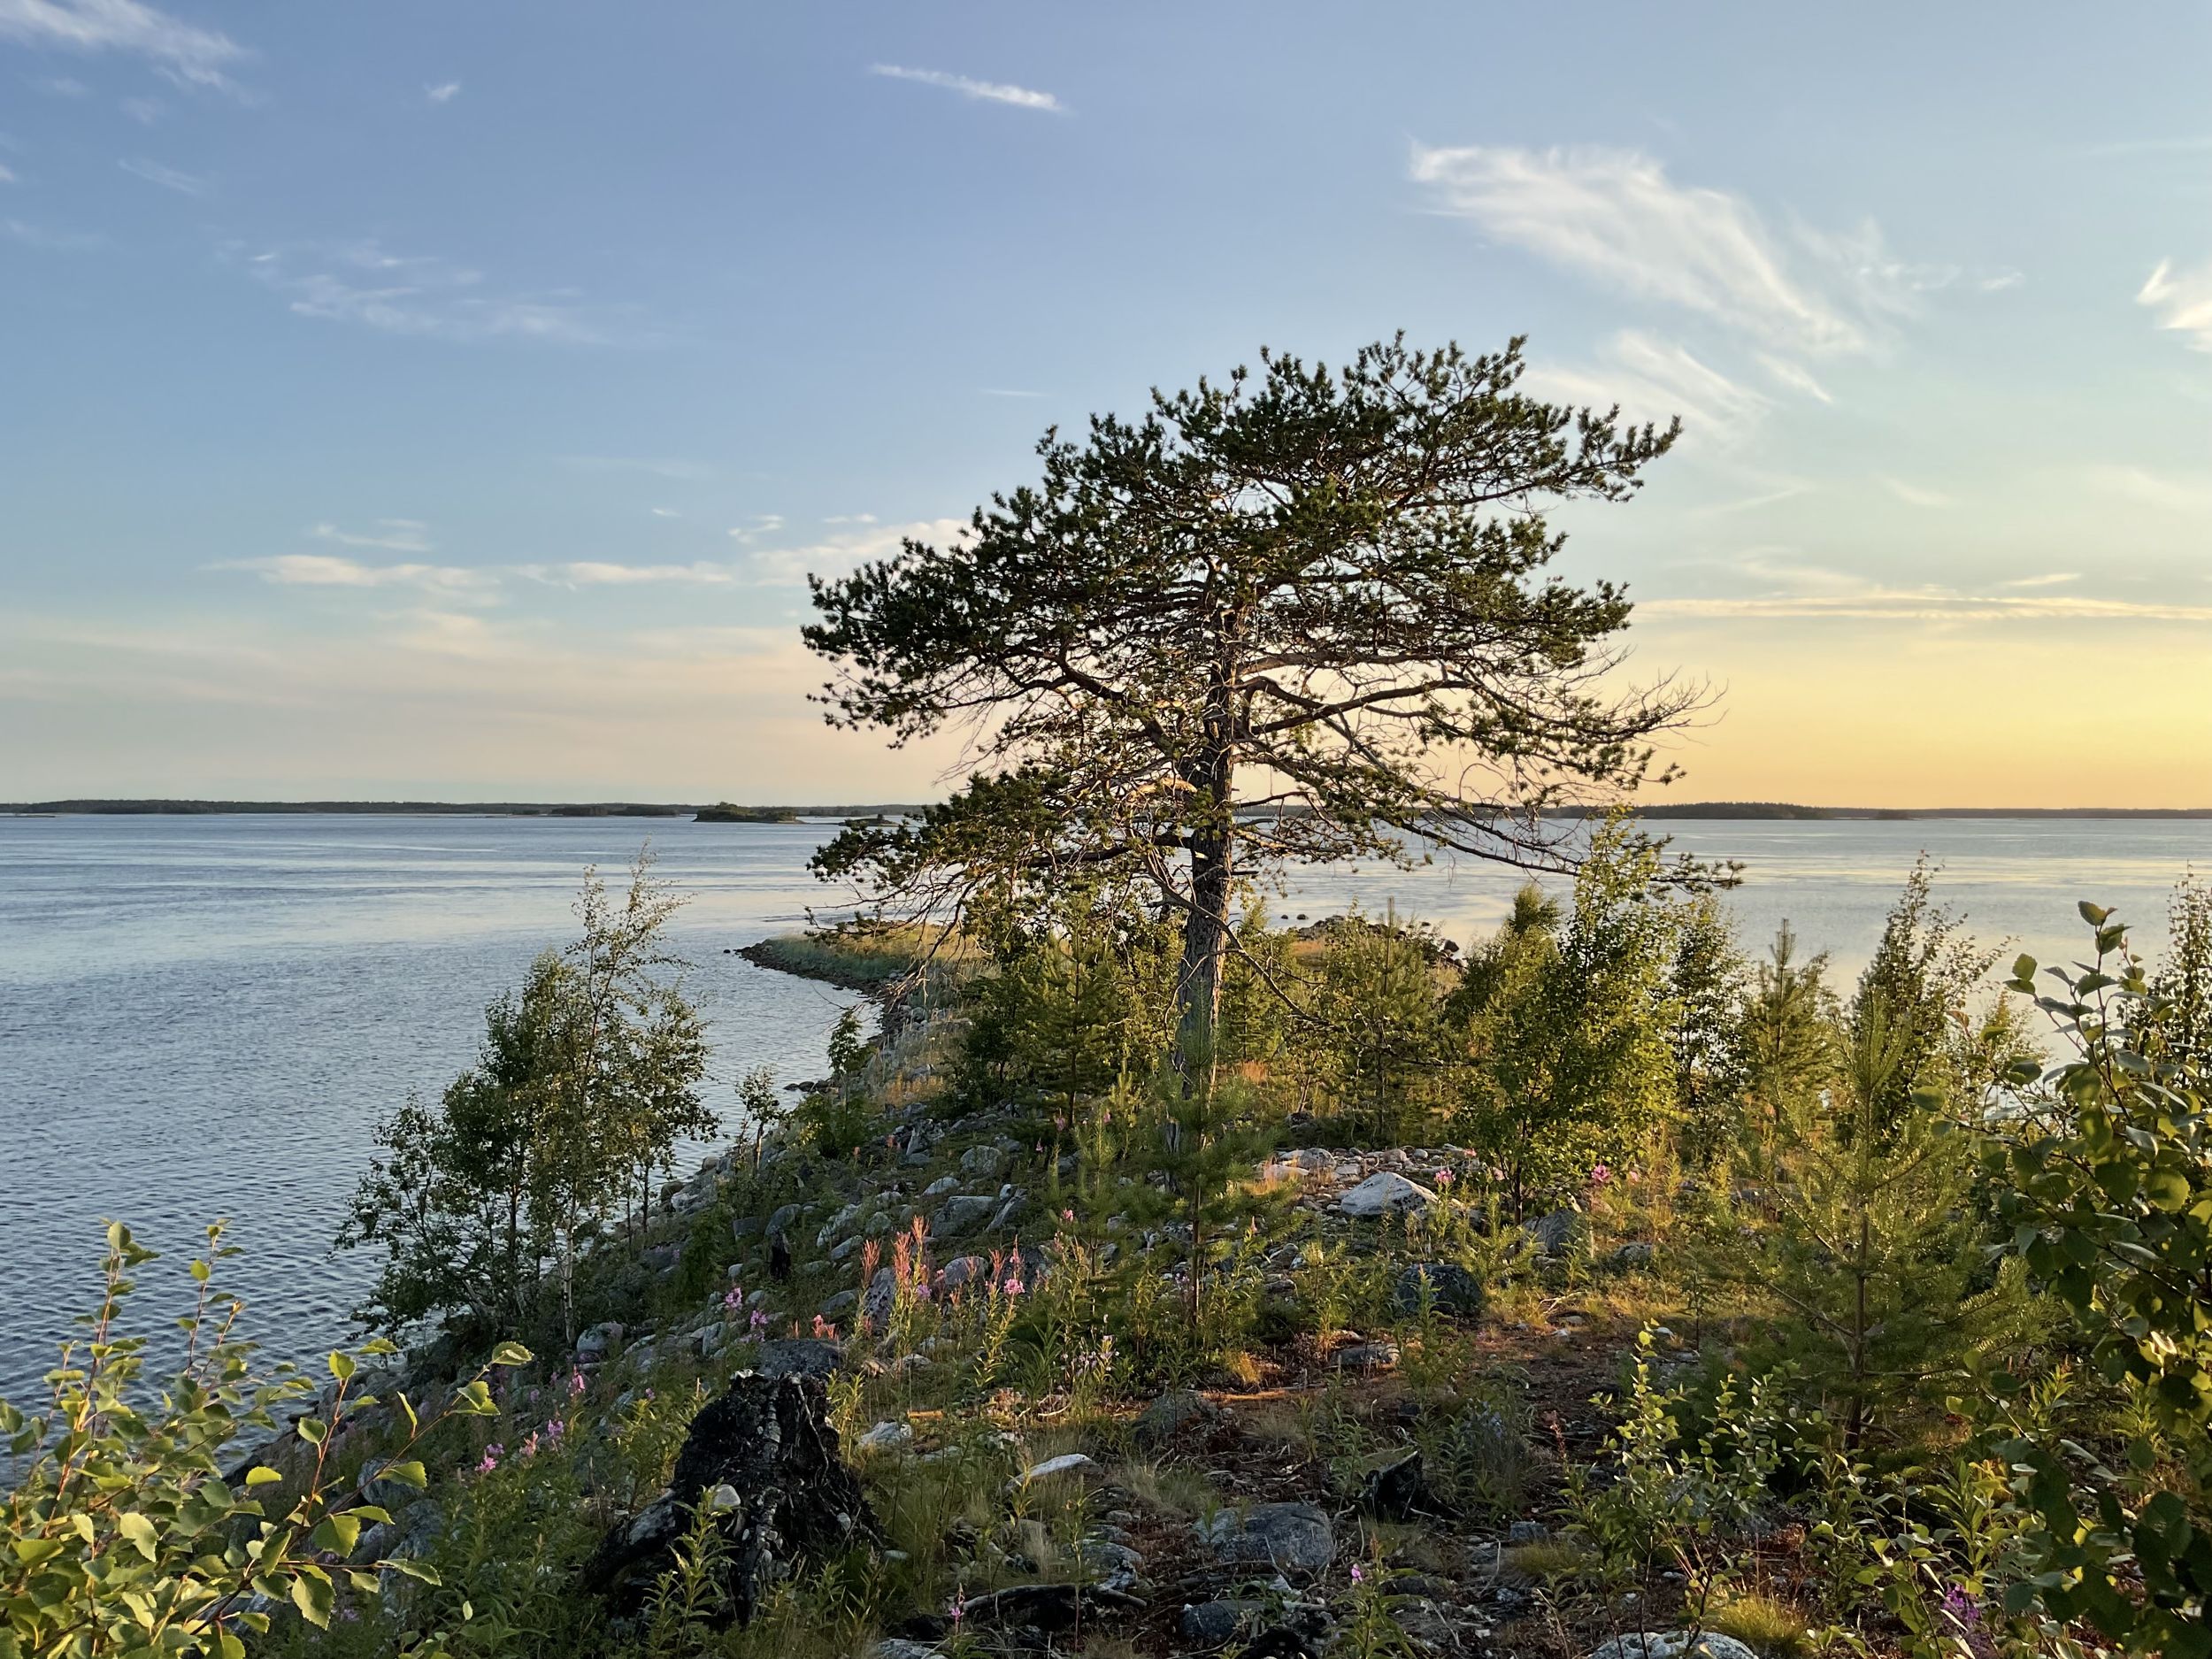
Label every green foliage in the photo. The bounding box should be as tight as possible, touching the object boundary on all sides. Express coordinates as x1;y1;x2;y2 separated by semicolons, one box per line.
1985;902;2212;1654
0;1224;525;1659
1453;818;1685;1208
1849;857;2001;1125
804;335;1699;1059
338;850;712;1344
1722;1002;2039;1450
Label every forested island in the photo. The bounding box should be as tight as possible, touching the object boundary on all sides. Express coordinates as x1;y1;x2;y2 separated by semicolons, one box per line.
5;340;2205;1659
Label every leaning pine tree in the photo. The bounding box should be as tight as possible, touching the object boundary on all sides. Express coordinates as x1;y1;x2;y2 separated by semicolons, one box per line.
803;336;1702;1065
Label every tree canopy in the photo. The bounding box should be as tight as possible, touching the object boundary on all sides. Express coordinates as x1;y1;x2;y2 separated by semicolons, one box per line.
804;335;1702;1055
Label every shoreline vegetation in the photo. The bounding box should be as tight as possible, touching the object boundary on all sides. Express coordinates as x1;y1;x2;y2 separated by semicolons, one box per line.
9;798;2212;820
8;341;2208;1659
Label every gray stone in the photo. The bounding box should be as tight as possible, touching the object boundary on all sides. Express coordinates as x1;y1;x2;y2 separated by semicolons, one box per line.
1333;1340;1399;1371
1524;1210;1581;1258
1337;1172;1436;1218
819;1289;859;1318
1134;1387;1220;1448
749;1339;847;1383
766;1202;804;1236
922;1175;959;1198
1205;1501;1335;1577
1015;1452;1098;1485
935;1253;992;1290
959;1143;1004;1179
1609;1240;1656;1271
732;1215;764;1241
576;1321;624;1362
863;1266;898;1332
933;1194;997;1236
856;1420;913;1452
873;1642;941;1659
989;1191;1029;1232
1180;1600;1268;1646
1506;1519;1550;1546
1585;1636;1761;1659
1390;1261;1485;1318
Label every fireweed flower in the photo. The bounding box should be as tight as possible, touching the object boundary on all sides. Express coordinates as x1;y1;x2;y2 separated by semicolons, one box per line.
543;1417;566;1445
476;1442;503;1474
749;1308;771;1332
567;1369;587;1398
1061;1208;1076;1223
723;1286;745;1314
1434;1169;1454;1187
1590;1163;1612;1186
520;1432;540;1458
948;1595;965;1625
1002;1276;1025;1296
1349;1563;1364;1584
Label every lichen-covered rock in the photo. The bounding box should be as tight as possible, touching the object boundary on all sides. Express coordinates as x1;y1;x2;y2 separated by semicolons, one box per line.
1134;1387;1220;1448
1585;1635;1761;1659
581;1372;878;1626
1204;1500;1335;1578
1337;1172;1435;1218
750;1337;848;1383
1390;1261;1485;1318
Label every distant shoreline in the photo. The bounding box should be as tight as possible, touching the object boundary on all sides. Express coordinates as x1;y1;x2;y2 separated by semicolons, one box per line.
6;799;2212;821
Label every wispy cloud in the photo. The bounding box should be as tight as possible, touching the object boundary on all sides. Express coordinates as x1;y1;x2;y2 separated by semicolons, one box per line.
1755;353;1833;403
1524;330;1770;448
979;387;1046;398
0;161;14;183
2137;258;2212;350
120;94;160;123
234;239;642;345
425;81;460;104
2090;463;2212;514
1643;587;2212;623
518;561;738;588
726;513;786;541
119;155;204;195
1878;475;1950;508
0;0;249;91
217;553;496;597
3;214;101;250
648;506;680;518
1409;144;1873;357
2001;572;2079;588
868;64;1063;112
312;518;434;554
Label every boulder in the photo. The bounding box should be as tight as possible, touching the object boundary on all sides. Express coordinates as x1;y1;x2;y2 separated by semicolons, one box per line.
1524;1210;1581;1258
960;1584;1146;1632
1204;1501;1334;1578
863;1266;898;1332
1359;1449;1436;1522
959;1144;1004;1179
1390;1261;1485;1318
935;1254;993;1291
575;1321;624;1363
856;1420;913;1453
1134;1387;1220;1448
1181;1599;1268;1647
581;1372;876;1625
750;1338;848;1383
1014;1452;1098;1485
933;1194;997;1236
1585;1636;1761;1659
1337;1172;1436;1219
873;1642;941;1659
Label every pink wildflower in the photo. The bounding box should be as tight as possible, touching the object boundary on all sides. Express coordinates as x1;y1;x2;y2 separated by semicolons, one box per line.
1349;1563;1364;1584
567;1369;587;1398
749;1308;770;1332
476;1442;503;1475
520;1431;540;1458
949;1595;965;1625
1434;1169;1454;1187
543;1417;566;1445
1061;1208;1076;1224
1590;1163;1612;1186
723;1286;745;1314
1002;1276;1025;1297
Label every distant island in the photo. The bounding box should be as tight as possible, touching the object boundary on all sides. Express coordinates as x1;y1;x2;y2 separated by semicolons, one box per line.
5;798;2210;821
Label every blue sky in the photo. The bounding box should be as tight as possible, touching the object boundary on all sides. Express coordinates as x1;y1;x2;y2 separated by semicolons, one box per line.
5;1;2212;804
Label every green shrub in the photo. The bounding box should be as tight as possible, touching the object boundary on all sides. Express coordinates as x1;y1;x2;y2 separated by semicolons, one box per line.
0;1224;525;1659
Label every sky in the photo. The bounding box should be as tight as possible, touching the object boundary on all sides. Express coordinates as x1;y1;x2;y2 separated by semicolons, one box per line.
4;2;2212;808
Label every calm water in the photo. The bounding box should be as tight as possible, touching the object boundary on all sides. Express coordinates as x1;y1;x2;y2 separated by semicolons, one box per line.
3;812;2208;1406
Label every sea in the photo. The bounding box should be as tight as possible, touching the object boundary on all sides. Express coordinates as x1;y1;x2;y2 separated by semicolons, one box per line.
3;811;2207;1408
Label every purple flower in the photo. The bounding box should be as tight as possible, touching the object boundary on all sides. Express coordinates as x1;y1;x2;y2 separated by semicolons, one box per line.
949;1595;965;1624
1349;1563;1364;1584
567;1369;587;1398
543;1417;566;1445
1589;1163;1612;1186
476;1442;503;1475
519;1431;540;1458
723;1286;745;1314
1002;1276;1024;1296
749;1308;770;1332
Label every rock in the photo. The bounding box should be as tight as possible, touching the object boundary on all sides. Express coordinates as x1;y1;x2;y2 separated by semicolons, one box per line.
922;1175;959;1198
1181;1599;1268;1646
820;1289;859;1317
873;1642;941;1659
935;1254;992;1290
1609;1240;1656;1271
990;1192;1029;1231
856;1420;913;1453
1386;1598;1460;1654
933;1194;997;1236
749;1339;848;1383
1359;1449;1435;1522
1390;1262;1485;1318
1506;1519;1550;1546
581;1372;877;1625
828;1236;863;1263
1585;1636;1761;1659
959;1144;1004;1179
767;1202;805;1236
732;1215;764;1241
863;1267;898;1332
1205;1502;1334;1578
956;1583;1145;1632
576;1321;624;1363
1337;1172;1436;1218
1015;1452;1098;1485
1333;1340;1399;1371
817;1204;862;1248
1524;1210;1581;1258
1233;1628;1324;1659
1134;1387;1220;1448
1082;1538;1144;1589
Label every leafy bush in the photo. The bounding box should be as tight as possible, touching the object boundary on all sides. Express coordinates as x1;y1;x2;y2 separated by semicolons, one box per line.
0;1224;526;1659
